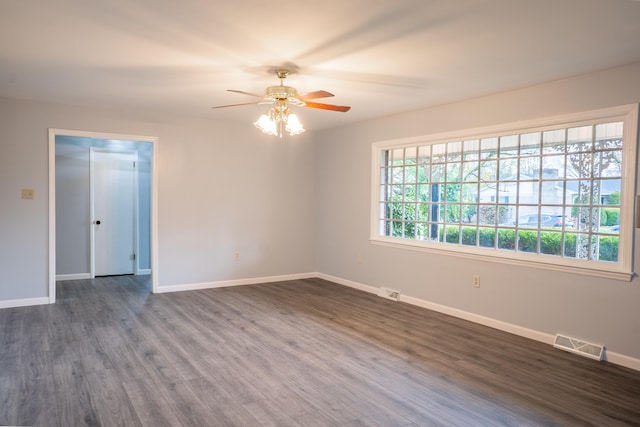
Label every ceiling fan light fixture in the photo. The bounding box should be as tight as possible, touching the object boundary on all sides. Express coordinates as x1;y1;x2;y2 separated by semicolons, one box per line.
254;106;305;138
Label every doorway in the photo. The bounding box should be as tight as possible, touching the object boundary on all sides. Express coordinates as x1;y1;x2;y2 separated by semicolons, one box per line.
48;129;158;302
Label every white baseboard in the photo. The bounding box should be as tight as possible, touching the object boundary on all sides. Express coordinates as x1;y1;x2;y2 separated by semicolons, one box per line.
56;273;91;281
605;352;640;372
155;272;316;294
0;296;50;309
316;272;640;372
137;269;151;275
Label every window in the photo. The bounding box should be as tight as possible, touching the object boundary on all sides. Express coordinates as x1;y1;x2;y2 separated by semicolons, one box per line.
371;105;638;280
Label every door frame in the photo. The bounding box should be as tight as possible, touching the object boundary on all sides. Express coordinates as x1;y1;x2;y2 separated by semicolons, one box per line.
48;128;159;302
90;148;138;278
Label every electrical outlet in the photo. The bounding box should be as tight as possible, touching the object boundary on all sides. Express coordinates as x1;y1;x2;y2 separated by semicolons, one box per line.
234;251;240;261
473;275;480;288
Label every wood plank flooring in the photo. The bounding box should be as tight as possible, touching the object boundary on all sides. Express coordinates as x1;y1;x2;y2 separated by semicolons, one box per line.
1;275;640;426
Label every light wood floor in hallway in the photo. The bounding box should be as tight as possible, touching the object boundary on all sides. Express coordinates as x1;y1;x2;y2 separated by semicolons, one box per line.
2;276;640;426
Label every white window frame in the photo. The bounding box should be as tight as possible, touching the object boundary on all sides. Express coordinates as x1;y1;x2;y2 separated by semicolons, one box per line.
370;104;638;281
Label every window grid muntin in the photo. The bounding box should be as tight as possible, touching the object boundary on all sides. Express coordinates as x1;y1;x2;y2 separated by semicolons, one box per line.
378;120;624;264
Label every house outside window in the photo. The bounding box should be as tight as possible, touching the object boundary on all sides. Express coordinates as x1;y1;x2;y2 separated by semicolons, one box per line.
370;105;638;280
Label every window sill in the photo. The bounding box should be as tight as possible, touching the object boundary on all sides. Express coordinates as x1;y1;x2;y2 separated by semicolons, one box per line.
370;237;634;282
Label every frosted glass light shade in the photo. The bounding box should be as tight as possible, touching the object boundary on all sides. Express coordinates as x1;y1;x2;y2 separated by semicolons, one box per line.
285;113;305;135
254;114;278;136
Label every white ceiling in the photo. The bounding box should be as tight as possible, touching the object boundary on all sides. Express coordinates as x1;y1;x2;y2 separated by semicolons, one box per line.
2;0;640;130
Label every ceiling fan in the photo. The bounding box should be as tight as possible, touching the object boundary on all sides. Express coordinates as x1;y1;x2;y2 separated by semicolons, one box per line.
212;69;351;137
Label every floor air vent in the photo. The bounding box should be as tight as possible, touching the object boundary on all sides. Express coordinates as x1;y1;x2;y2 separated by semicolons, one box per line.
377;287;400;301
553;334;604;361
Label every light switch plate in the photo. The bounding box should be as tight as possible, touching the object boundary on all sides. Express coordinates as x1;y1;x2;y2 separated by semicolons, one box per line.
22;189;34;200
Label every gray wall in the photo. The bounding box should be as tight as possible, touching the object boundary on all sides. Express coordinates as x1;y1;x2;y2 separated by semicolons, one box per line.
55;136;152;275
0;98;316;301
315;61;640;360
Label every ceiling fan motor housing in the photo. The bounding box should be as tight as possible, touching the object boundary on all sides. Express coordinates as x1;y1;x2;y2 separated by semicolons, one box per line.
265;85;303;104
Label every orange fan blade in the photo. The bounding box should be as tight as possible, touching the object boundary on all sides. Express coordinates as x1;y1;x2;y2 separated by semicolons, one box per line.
303;101;351;112
211;101;267;109
295;90;334;101
227;89;265;98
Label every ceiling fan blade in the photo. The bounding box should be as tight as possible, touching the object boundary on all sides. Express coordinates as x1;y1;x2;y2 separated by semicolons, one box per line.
228;89;265;98
302;101;351;112
295;90;334;101
211;101;267;109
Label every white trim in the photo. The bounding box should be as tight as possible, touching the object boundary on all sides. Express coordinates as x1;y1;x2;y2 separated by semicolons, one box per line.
617;104;638;274
606;352;640;372
316;272;640;372
0;297;50;309
155;272;317;294
370;104;638;281
137;269;151;275
150;136;159;293
48;132;56;303
56;273;91;281
49;128;159;301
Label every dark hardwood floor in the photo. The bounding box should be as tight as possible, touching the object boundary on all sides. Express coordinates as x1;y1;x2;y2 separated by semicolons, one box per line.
1;276;640;426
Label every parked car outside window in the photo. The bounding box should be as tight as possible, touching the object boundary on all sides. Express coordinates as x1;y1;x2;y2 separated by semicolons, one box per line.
518;214;574;228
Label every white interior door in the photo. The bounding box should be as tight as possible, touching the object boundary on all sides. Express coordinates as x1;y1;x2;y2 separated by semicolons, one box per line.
92;150;137;276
